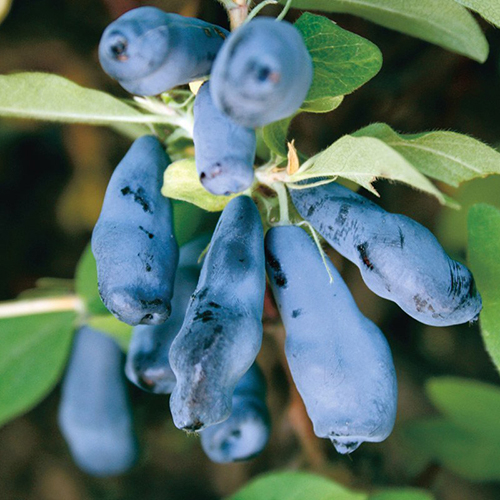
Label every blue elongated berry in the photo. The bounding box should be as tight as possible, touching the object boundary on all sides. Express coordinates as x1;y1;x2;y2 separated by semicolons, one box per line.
265;225;397;454
58;327;137;476
200;363;270;463
99;7;228;96
169;196;265;431
290;183;482;326
125;235;209;393
92;135;178;326
210;18;313;128
193;81;256;196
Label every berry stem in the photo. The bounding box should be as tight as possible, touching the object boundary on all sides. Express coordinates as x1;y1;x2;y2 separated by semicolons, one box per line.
219;0;250;30
0;296;84;319
273;182;290;225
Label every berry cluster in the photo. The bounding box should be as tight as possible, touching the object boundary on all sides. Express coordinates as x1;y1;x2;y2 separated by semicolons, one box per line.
58;6;482;476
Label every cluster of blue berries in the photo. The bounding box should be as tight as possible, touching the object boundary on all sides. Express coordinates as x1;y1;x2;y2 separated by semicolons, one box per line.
57;6;482;476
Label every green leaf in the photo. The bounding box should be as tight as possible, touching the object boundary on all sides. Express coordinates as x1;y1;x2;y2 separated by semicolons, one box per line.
75;244;108;316
300;95;344;114
288;134;447;204
296;13;382;109
262;116;294;157
0;73;178;126
454;0;500;28
355;123;500;187
0;311;76;426
227;471;367;500
402;417;500;481
426;377;500;439
369;489;434;500
436;176;500;255
162;158;237;212
468;203;500;371
87;315;132;351
285;0;488;62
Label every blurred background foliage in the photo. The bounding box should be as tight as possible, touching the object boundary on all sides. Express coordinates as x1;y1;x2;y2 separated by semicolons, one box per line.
1;1;500;499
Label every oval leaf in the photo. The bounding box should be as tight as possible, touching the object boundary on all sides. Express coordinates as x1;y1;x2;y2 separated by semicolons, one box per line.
75;244;109;316
402;417;500;481
288;134;446;204
285;0;488;62
296;13;382;107
162;158;237;212
228;471;367;500
454;0;500;28
0;311;76;427
369;489;434;500
0;72;175;125
355;123;500;187
426;376;500;439
468;203;500;372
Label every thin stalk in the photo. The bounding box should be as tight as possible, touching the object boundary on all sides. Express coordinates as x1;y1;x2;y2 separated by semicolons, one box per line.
297;221;334;283
276;0;293;21
272;182;290;225
0;295;84;319
245;0;278;23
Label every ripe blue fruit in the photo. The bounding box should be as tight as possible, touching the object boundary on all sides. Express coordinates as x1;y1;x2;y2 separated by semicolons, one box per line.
92;135;178;326
210;17;313;128
125;235;209;393
193;82;256;196
200;363;270;463
99;7;229;96
169;196;265;432
58;327;137;476
265;225;397;454
290;182;482;326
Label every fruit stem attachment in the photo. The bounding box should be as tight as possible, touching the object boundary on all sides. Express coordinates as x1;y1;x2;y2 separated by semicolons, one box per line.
0;295;84;319
220;0;250;30
276;0;293;21
272;181;291;225
245;0;278;24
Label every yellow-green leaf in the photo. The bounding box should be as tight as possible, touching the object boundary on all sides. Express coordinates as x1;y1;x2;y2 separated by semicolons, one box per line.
162;158;237;212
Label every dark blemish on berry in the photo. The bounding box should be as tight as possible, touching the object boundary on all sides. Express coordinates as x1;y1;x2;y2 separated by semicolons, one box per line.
335;204;350;226
194;309;214;323
204;28;213;38
357;242;374;270
307;204;316;217
121;186;152;213
292;309;302;318
208;302;221;309
145;264;152;272
140;298;163;307
398;227;405;248
413;294;428;313
139;226;154;239
265;247;287;288
214;27;226;39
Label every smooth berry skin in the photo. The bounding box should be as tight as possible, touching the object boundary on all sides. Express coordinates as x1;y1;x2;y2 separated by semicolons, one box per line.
265;225;397;454
58;327;137;476
169;196;265;432
99;7;229;96
125;235;209;394
289;183;482;326
92;135;179;326
200;363;270;463
210;18;313;128
193;82;256;196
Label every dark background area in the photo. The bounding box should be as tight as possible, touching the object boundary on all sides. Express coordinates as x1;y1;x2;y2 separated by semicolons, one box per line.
0;1;500;499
